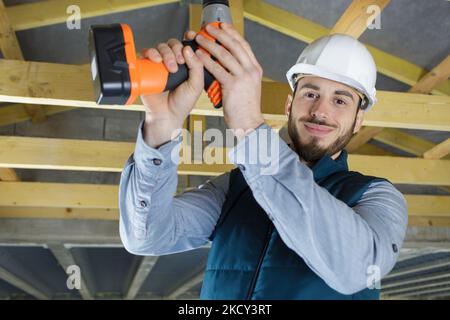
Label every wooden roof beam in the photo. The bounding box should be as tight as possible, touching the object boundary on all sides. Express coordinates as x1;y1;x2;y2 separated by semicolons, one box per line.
1;59;449;130
352;54;450;152
423;138;450;160
243;0;450;96
330;0;391;38
0;0;46;123
0;136;449;185
6;0;180;31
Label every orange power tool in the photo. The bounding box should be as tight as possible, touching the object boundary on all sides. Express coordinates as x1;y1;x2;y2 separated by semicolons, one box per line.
88;0;232;108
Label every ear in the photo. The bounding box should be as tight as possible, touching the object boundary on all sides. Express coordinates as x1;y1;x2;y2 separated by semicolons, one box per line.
285;94;293;117
353;108;365;134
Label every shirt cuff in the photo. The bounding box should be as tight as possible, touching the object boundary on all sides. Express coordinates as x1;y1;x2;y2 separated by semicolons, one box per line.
227;123;298;183
133;120;182;172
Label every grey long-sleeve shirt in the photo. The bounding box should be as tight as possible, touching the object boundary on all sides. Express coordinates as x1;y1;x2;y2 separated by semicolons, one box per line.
119;122;408;295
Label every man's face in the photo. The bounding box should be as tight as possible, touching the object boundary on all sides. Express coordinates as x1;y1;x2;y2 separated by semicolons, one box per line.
286;76;365;162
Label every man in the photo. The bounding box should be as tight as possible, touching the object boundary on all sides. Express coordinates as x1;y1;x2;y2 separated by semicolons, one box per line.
119;23;408;300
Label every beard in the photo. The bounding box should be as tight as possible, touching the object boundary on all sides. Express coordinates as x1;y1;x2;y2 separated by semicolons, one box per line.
288;112;357;163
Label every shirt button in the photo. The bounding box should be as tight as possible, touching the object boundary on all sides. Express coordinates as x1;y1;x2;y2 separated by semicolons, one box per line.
392;244;398;253
139;200;147;208
152;158;162;166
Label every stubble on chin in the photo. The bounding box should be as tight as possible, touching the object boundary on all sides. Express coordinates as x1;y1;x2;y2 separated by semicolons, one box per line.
287;115;355;162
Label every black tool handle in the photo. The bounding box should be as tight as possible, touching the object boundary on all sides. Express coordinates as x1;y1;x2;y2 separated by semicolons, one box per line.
164;40;222;109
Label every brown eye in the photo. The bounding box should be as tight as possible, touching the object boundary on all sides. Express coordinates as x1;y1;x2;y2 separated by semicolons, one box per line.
305;92;318;99
335;99;346;105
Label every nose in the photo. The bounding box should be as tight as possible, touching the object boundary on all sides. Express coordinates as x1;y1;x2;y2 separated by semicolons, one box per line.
310;97;330;121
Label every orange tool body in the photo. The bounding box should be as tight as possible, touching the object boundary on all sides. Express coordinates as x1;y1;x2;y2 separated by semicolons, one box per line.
88;0;232;108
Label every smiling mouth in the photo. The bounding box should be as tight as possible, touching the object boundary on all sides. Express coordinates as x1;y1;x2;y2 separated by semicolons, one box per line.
303;122;335;137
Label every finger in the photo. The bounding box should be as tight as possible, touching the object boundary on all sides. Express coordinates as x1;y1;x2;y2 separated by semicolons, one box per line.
195;48;231;84
182;46;204;94
204;24;252;68
183;30;197;41
195;33;243;76
143;48;162;63
167;38;185;64
156;42;178;73
221;23;259;67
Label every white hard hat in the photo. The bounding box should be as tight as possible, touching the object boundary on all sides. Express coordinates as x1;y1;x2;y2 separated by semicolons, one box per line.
286;34;377;111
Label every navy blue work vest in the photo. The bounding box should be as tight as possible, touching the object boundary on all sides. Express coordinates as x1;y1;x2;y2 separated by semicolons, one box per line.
200;150;386;300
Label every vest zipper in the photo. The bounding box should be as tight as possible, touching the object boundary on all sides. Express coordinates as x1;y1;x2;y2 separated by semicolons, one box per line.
245;223;274;300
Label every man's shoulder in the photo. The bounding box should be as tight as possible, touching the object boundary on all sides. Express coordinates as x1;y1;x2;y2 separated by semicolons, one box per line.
346;170;401;194
354;173;406;207
329;170;389;187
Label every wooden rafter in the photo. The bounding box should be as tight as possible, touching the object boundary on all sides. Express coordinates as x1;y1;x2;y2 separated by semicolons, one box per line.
0;0;46;123
407;217;450;228
354;133;450;192
423;138;450;160
1;59;449;130
417;56;450;160
5;206;446;227
0;0;447;200
186;3;207;188
351;54;450;152
177;3;206;191
345;155;450;186
0;0;22;60
249;0;450;175
229;0;245;36
260;82;450;131
0;183;448;223
0;207;118;221
0;182;118;209
352;143;393;156
364;129;450;193
0;0;179;128
410;55;450;94
327;1;450;162
243;0;450;96
0;168;19;181
346;127;384;153
0;104;74;127
6;0;179;32
0;0;45;181
373;129;450;160
0;136;449;185
330;0;390;38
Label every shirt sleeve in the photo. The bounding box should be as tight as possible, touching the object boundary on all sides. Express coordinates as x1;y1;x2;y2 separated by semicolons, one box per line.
228;123;409;295
119;121;230;256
